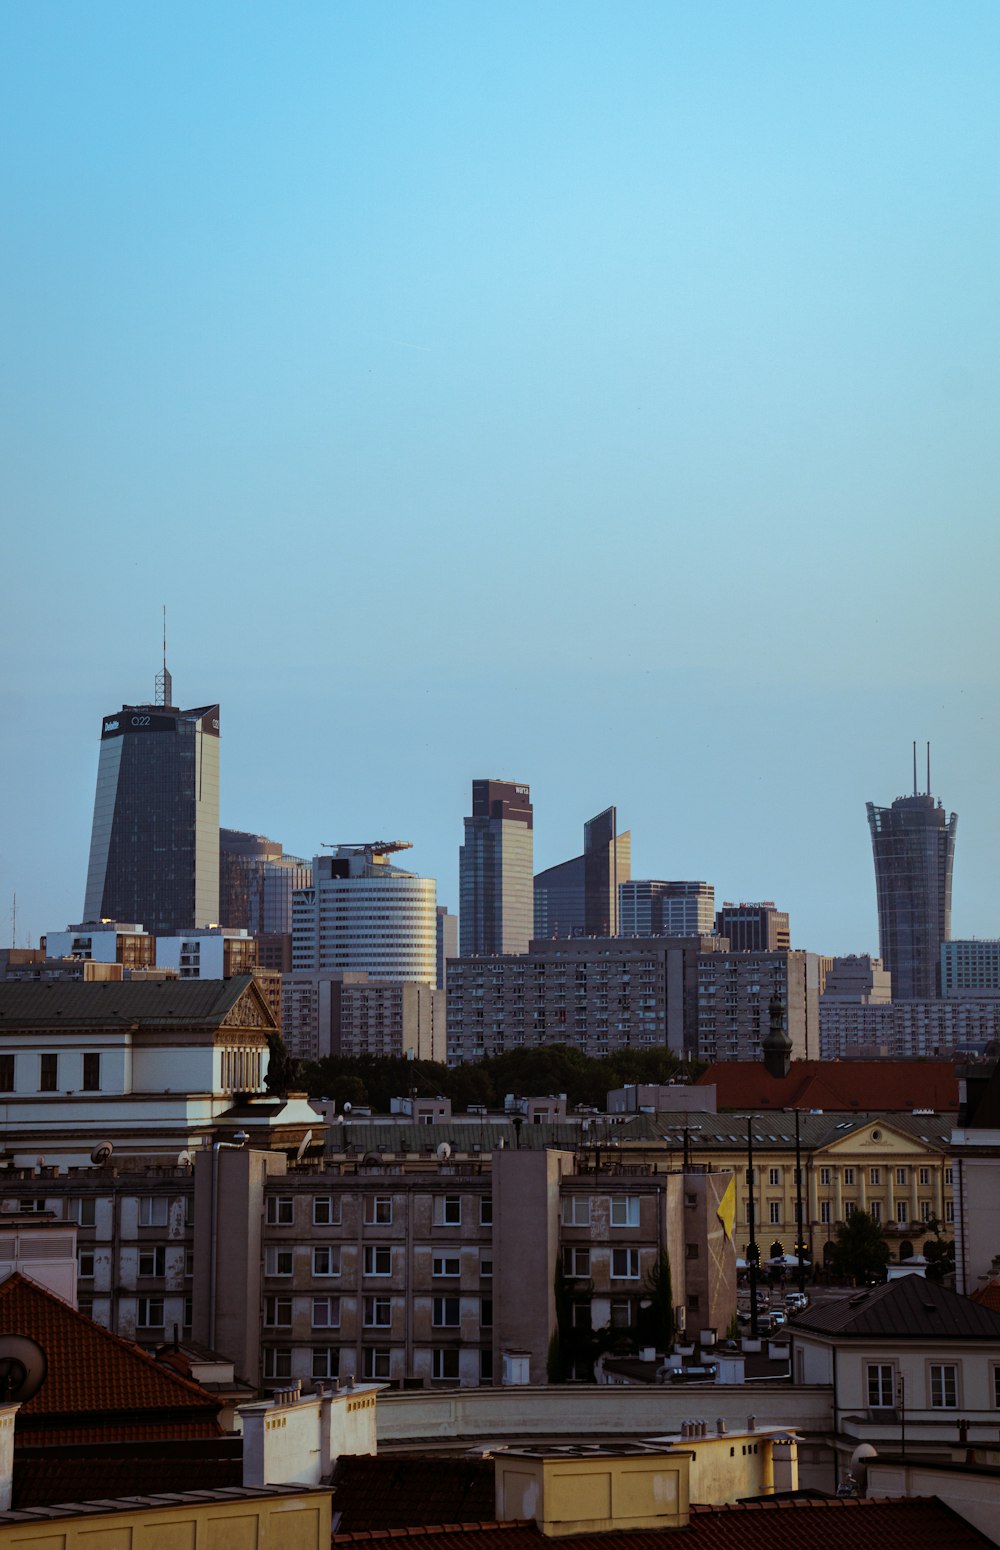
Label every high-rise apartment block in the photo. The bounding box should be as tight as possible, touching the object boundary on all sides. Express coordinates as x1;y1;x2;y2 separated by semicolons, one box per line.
534;807;631;938
292;843;436;984
83;666;220;935
619;881;715;938
282;971;444;1063
459;780;533;956
867;756;957;1000
821;954;892;1003
820;997;1000;1059
447;935;723;1063
695;950;821;1063
714;902;790;952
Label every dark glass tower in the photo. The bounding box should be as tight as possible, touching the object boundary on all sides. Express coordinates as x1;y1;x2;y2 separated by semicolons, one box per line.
867;753;957;1000
83;667;220;935
459;779;533;955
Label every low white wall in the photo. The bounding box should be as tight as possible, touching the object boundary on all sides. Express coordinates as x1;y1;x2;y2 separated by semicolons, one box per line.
375;1384;833;1446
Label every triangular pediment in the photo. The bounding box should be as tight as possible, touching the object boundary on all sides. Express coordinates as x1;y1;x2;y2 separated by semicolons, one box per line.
221;979;277;1033
817;1118;945;1158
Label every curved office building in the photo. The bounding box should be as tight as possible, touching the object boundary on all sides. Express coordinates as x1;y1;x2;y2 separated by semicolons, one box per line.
292;845;437;984
867;773;958;1001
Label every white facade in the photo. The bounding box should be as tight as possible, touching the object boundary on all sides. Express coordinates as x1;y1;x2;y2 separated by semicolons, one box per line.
157;929;251;978
46;924;148;963
292;851;436;985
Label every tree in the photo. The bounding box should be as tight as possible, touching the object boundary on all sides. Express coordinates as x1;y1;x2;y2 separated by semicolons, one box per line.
921;1217;956;1283
829;1211;890;1284
636;1250;675;1350
263;1032;298;1097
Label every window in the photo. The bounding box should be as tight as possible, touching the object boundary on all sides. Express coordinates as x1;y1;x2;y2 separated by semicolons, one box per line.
363;1296;392;1327
363;1348;391;1379
73;1198;96;1228
562;1197;591;1226
433;1196;461;1226
480;1298;493;1329
610;1300;632;1329
138;1197;168;1228
82;1053;101;1091
480;1349;494;1383
432;1349;460;1380
843;1168;855;1186
919;1167;930;1186
564;1247;590;1277
79;1249;95;1279
433;1296;461;1327
363;1246;391;1276
869;1168;881;1186
768;1168;781;1186
611;1248;640;1279
572;1302;592;1330
138;1246;165;1278
313;1196;340;1226
945;1167;954;1185
768;1201;781;1225
184;1295;192;1328
920;1201;932;1222
266;1197;294;1226
137;1297;164;1329
819;1167;831;1186
867;1363;895;1408
993;1366;1000;1408
870;1200;882;1222
930;1363;958;1408
264;1297;292;1327
313;1246;341;1277
265;1246;293;1276
945;1200;954;1223
40;1053;58;1092
480;1256;492;1279
312;1296;340;1328
897;1201;908;1224
433;1255;461;1277
895;1168;907;1187
845;1201;856;1217
820;1202;832;1225
685;1242;699;1260
185;1249;194;1279
313;1348;339;1379
610;1197;639;1228
0;1054;14;1091
365;1196;392;1225
19;1199;45;1214
263;1347;292;1380
480;1196;493;1225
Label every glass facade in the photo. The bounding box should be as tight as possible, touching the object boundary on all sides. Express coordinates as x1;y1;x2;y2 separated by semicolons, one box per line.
867;791;958;1000
459;780;533;956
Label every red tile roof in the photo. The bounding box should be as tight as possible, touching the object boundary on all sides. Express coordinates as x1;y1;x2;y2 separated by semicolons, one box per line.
0;1273;222;1444
332;1498;993;1549
697;1060;959;1113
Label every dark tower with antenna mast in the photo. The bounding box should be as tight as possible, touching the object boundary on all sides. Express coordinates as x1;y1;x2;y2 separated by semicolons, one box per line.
867;745;957;1000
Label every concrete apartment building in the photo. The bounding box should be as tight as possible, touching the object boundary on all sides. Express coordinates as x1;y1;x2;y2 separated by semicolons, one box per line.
942;939;1000;996
282;970;445;1063
820;998;1000;1059
446;935;724;1063
0;1146;734;1395
695;950;821;1063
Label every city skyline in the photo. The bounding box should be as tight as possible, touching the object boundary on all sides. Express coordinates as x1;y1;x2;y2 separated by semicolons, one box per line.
3;5;1000;959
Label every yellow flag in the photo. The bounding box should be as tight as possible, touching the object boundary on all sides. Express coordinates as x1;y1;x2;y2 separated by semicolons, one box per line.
717;1176;736;1241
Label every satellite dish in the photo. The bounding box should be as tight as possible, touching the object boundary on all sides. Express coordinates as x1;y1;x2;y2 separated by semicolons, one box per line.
436;1142;452;1162
342;1103;352;1114
91;1141;114;1165
177;1150;193;1169
0;1336;48;1403
295;1129;314;1162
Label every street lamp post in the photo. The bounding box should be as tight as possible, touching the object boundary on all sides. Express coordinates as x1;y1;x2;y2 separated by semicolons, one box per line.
794;1108;806;1296
747;1117;760;1339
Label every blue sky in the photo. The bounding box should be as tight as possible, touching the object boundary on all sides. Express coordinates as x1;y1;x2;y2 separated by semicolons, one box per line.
2;1;999;956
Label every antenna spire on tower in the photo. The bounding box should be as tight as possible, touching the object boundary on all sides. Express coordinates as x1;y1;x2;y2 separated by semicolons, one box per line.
155;605;173;707
912;740;917;797
927;741;931;796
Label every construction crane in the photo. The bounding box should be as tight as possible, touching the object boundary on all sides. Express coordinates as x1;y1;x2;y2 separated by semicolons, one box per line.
320;840;413;856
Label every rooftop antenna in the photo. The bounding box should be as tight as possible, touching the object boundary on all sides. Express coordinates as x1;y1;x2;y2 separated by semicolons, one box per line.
927;741;931;796
912;740;917;797
155;605;172;707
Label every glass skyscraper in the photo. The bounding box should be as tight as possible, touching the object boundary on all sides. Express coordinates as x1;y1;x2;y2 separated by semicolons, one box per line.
459;779;533;956
83;674;220;935
867;769;958;1000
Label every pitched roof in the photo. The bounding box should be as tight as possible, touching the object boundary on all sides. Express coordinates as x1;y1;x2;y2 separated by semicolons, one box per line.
0;1273;223;1443
791;1274;1000;1340
331;1497;993;1549
969;1282;1000;1313
697;1061;959;1113
0;975;271;1030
